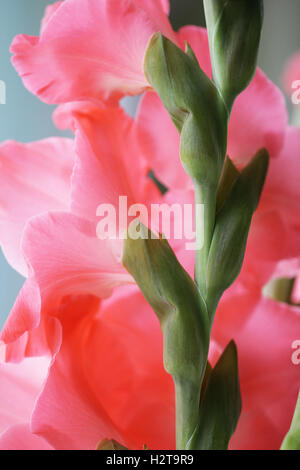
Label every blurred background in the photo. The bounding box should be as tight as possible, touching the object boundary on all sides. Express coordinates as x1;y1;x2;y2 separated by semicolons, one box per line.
0;0;300;327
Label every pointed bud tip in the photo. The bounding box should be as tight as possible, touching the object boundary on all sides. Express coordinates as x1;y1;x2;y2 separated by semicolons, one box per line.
247;147;269;189
143;32;166;83
226;340;238;361
253;147;269;163
218;340;238;367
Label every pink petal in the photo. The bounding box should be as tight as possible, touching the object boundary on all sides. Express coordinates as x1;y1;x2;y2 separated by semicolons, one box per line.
0;356;50;435
137;92;189;191
82;287;174;450
229;408;284;450
71;105;160;222
238;300;299;448
22;212;133;300
239;210;288;288
265;127;300;214
160;0;170;15
1;209;133;362
177;26;212;78
40;2;63;34
212;281;261;344
30;295;124;450
1;277;61;361
159;187;196;278
11;0;176;105
0;424;53;450
228;69;287;166
1;291;62;363
53;101;102;132
32;286;174;450
259;127;300;262
1;280;41;348
0;138;74;276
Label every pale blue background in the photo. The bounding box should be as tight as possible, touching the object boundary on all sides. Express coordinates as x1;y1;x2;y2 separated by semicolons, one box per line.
1;0;300;327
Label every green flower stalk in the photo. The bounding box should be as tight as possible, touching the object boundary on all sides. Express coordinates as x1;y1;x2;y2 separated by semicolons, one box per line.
123;224;209;449
144;34;227;299
123;1;265;450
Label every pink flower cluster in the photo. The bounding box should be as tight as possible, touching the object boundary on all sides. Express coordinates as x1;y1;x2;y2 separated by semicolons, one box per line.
0;0;299;450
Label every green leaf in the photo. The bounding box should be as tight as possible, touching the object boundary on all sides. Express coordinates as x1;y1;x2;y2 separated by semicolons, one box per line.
144;33;227;188
204;0;264;111
186;341;241;450
206;149;269;315
281;392;300;450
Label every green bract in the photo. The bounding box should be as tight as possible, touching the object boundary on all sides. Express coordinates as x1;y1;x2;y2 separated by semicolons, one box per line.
206;149;269;315
204;0;264;111
144;33;227;189
186;341;241;450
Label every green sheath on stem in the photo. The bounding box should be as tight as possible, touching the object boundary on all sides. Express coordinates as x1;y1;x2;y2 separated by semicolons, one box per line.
144;32;228;189
206;149;269;317
186;341;241;450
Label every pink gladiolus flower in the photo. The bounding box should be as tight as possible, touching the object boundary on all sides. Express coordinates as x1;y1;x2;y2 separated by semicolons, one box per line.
1;95;299;448
10;0;177;105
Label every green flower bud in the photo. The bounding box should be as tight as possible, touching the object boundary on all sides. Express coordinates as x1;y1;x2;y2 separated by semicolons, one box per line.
144;33;227;189
204;0;264;111
205;149;269;315
186;341;241;450
281;392;300;450
123;222;209;382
